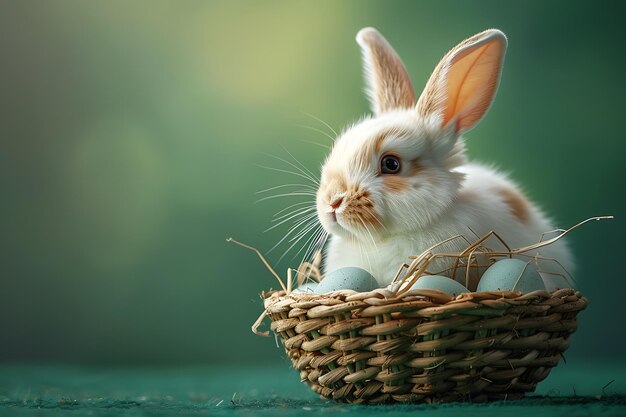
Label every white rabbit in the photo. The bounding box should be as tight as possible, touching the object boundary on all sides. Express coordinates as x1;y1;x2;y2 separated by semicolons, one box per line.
315;27;573;286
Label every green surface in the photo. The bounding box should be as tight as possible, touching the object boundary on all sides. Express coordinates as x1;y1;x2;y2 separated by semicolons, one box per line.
1;363;625;416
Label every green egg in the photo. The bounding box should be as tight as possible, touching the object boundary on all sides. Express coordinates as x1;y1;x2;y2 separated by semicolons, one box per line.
315;267;379;294
477;258;546;293
409;275;469;296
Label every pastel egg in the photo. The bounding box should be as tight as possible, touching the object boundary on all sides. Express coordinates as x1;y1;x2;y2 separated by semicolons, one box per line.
477;258;546;293
315;267;379;294
291;282;318;294
409;275;469;296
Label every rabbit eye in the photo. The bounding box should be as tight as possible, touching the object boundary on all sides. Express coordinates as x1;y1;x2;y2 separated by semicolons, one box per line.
380;155;401;174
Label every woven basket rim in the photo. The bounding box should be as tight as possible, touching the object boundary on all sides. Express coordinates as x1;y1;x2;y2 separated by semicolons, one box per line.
263;287;586;311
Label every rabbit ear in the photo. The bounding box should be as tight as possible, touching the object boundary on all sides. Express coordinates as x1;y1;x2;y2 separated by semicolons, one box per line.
417;29;507;133
356;27;416;115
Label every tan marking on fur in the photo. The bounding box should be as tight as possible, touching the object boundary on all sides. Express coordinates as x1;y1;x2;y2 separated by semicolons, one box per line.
374;131;387;154
373;127;414;154
325;169;347;191
497;187;530;223
357;28;416;114
383;176;409;192
322;170;348;207
356;127;413;169
356;206;381;228
409;158;423;175
343;191;382;229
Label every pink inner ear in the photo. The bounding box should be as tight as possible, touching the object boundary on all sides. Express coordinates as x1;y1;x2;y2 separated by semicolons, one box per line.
443;37;505;131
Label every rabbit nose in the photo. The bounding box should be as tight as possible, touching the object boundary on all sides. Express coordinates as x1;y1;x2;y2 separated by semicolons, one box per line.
330;197;344;210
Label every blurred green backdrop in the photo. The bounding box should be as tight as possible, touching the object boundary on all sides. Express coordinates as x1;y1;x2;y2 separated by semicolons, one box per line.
0;1;623;366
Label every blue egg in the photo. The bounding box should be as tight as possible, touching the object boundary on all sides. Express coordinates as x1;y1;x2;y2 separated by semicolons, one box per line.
291;282;318;294
477;258;546;293
315;267;379;293
409;275;469;296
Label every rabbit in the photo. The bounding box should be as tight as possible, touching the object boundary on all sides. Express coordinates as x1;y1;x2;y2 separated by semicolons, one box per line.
315;27;573;287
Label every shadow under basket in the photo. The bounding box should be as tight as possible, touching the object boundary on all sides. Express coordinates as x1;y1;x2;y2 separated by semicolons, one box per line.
262;287;587;404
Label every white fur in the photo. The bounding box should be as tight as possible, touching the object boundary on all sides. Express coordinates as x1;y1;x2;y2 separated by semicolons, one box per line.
315;29;573;286
324;161;573;283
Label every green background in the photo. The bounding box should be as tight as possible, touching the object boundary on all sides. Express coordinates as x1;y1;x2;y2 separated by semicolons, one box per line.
0;0;624;374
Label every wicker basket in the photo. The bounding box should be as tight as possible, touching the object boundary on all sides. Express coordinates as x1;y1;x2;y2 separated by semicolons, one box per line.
261;286;586;403
240;218;609;403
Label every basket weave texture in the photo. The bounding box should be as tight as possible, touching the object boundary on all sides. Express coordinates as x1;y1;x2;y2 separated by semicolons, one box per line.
264;287;586;403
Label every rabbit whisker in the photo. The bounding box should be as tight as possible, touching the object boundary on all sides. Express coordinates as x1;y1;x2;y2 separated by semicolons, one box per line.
261;153;319;185
265;209;317;233
356;213;379;253
289;217;321;244
273;201;313;218
255;183;317;194
255;192;316;204
272;206;316;223
305;231;328;267
297;138;330;150
280;146;319;183
295;124;335;141
355;214;376;273
301;111;338;137
267;215;318;254
291;224;325;262
301;228;328;266
278;222;322;264
356;233;372;274
256;164;318;185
